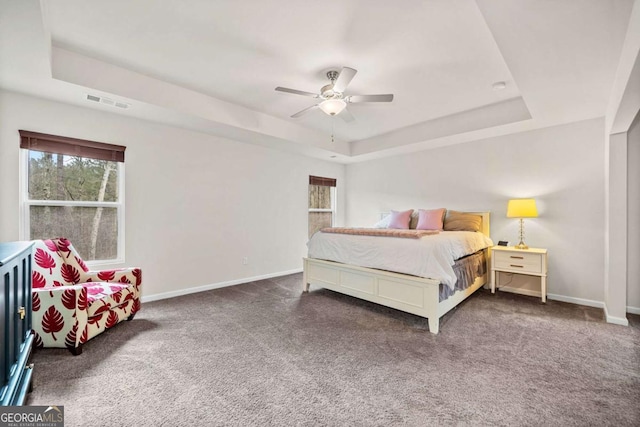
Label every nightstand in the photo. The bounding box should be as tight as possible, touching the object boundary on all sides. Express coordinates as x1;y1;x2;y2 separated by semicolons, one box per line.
490;246;548;302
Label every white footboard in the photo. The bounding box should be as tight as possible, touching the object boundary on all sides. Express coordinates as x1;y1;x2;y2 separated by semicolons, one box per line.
303;257;487;334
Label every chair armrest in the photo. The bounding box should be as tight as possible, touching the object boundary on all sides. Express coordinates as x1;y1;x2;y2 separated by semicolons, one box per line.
80;267;142;287
33;284;88;309
32;285;89;348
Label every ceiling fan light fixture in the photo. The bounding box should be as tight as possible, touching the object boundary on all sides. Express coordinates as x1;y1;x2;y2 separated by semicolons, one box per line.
319;99;346;116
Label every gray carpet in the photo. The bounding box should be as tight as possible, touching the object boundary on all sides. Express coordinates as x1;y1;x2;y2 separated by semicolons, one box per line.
26;273;639;426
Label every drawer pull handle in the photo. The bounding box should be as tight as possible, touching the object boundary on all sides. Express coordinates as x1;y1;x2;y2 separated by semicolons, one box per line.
510;256;524;259
510;264;524;268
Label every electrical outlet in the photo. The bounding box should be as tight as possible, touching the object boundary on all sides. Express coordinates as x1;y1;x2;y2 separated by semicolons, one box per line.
242;257;249;265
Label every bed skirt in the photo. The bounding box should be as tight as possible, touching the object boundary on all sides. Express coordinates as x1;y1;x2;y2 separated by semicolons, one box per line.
440;250;487;301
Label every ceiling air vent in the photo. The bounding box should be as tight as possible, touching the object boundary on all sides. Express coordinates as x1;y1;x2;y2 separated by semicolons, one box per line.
86;94;130;109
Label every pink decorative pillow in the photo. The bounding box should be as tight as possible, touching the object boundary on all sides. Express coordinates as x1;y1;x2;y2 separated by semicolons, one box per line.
416;208;446;230
388;209;413;229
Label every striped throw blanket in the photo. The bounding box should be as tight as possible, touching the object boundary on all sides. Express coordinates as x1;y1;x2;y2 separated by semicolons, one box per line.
320;228;439;239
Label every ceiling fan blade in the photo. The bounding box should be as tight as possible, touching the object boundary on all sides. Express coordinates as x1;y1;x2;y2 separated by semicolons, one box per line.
340;108;355;123
275;87;319;98
348;94;394;103
291;104;319;118
333;67;357;93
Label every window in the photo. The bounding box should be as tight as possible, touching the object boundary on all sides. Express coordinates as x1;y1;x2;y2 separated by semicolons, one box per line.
20;130;125;263
308;175;336;238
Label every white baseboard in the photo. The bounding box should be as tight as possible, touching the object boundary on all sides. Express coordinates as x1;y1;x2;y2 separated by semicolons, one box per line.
627;306;640;315
500;287;639;318
498;287;605;309
500;288;634;325
604;304;629;326
546;293;604;309
140;268;303;303
142;271;640;319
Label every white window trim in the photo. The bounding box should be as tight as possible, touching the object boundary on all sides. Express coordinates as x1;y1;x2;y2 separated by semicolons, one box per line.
332;187;337;226
19;149;126;266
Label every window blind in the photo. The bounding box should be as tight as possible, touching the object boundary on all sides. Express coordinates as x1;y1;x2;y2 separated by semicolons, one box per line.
309;175;336;187
19;130;126;162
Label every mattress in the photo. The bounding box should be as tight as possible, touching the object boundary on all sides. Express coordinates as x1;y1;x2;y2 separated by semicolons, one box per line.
307;230;493;290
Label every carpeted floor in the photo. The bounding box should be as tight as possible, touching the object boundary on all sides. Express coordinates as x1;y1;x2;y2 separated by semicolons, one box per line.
26;273;640;426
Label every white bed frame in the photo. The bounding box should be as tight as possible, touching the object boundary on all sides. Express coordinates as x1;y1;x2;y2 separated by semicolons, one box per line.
302;212;491;334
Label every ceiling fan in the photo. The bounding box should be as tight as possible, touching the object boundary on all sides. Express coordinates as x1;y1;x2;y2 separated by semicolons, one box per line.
275;67;393;122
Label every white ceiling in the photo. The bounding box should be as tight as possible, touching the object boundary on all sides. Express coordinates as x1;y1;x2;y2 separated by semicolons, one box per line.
0;0;635;162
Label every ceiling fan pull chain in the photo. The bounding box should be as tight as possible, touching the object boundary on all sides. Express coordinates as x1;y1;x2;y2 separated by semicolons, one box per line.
331;118;335;143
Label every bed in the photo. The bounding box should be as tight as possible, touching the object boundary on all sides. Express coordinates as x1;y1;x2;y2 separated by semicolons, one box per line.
302;211;492;334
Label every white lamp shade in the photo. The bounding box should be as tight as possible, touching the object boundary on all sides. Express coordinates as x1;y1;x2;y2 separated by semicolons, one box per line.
319;99;347;116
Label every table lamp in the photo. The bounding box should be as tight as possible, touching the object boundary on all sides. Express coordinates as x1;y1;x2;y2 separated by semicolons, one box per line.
506;199;538;249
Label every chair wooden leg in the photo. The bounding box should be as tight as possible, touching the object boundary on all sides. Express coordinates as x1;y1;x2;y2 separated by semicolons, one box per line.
68;344;83;356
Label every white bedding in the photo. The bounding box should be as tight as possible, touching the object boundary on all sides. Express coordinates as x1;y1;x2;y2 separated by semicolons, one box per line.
307;230;494;290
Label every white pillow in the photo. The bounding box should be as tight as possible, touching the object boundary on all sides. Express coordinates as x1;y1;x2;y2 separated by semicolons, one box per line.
373;214;391;229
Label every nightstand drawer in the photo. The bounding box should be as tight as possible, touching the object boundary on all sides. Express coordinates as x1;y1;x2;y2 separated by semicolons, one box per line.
493;251;542;273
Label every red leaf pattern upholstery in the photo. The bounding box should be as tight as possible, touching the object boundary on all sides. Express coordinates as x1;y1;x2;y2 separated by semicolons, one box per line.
112;290;122;304
105;311;119;329
87;313;103;326
55;238;72;258
42;306;64;341
131;298;141;315
32;292;41;311
65;322;78;349
80;326;88;344
44;240;58;252
32;271;46;288
97;270;115;281
61;264;80;284
122;292;134;306
133;269;142;286
77;287;88;312
91;303;110;318
75;256;89;272
61;288;77;310
34;332;43;348
30;238;141;352
35;248;56;274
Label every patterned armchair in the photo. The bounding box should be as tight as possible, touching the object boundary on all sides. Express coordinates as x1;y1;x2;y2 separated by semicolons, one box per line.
31;238;141;355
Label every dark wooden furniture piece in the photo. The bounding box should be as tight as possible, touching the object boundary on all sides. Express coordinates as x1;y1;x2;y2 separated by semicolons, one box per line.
0;241;34;406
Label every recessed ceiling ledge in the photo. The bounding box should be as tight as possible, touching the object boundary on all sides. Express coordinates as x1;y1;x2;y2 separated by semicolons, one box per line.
50;46;351;156
350;97;532;156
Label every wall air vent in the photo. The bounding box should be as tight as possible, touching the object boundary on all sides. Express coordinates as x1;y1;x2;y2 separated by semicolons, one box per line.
86;94;130;109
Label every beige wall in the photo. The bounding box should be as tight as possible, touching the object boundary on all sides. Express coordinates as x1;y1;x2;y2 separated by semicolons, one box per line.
345;118;606;304
628;113;640;311
0;91;345;299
